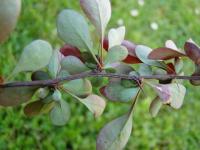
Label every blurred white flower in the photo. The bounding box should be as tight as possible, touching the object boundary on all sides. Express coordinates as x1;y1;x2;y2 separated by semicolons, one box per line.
138;0;145;6
130;9;139;17
150;22;159;30
195;8;200;15
117;19;124;26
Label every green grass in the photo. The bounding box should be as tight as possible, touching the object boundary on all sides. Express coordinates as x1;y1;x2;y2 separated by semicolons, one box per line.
1;0;200;149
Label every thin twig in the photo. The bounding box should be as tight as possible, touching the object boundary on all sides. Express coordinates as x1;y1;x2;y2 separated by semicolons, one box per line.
0;71;200;88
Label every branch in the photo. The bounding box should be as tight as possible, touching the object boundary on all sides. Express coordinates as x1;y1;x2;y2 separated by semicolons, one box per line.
1;71;200;88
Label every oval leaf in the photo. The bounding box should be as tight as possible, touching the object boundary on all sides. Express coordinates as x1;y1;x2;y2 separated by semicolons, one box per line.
149;96;162;117
152;83;186;109
61;56;90;75
184;39;200;65
62;79;92;98
57;9;93;52
60;44;82;60
13;40;53;75
135;45;166;69
103;38;141;64
80;0;111;39
50;100;70;126
101;81;139;102
48;50;63;78
149;40;185;60
97;113;133;150
0;0;21;43
78;94;106;118
24;100;45;117
108;26;125;49
0;86;38;106
104;45;128;67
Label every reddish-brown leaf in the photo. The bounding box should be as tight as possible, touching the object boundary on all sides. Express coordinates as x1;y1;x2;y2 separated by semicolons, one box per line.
184;40;200;65
166;63;176;75
99;86;106;96
60;44;82;60
148;47;185;60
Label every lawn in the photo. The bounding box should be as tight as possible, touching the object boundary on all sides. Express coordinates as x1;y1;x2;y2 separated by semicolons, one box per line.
0;0;200;149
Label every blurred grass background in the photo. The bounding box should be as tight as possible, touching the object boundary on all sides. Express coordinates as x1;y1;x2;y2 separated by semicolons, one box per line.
0;0;200;149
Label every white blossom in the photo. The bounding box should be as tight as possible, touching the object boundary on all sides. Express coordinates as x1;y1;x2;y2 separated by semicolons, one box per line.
130;9;139;17
150;22;159;31
117;19;124;26
138;0;145;6
195;8;200;15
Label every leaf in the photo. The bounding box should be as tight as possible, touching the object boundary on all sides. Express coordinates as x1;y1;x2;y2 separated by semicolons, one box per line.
174;58;183;74
138;64;153;76
31;71;51;81
61;56;90;75
190;64;200;86
0;0;21;43
48;49;63;78
57;9;93;52
24;100;44;117
12;40;53;75
96;113;133;150
72;94;106;118
149;96;162;117
62;79;92;98
135;45;166;69
24;100;55;117
108;26;125;49
80;0;111;39
35;88;50;99
104;46;128;67
184;39;200;65
68;91;106;117
103;38;141;64
57;9;101;65
152;83;186;109
101;81;139;102
148;40;185;60
50;100;70;126
0;86;38;106
60;44;82;59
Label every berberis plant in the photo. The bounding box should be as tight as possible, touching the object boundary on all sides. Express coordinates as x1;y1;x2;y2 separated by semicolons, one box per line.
0;0;200;149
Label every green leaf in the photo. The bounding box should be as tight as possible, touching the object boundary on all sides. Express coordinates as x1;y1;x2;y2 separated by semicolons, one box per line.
135;45;166;69
35;88;50;99
104;46;128;68
80;0;111;39
138;64;153;76
61;56;90;75
149;96;162;117
96;113;133;150
62;79;92;98
57;9;92;52
0;86;38;106
152;83;186;109
12;40;53;75
31;71;51;81
57;9;101;66
102;81;139;102
69;93;106;118
0;0;21;43
48;49;63;78
108;26;125;49
52;89;62;102
50;100;70;126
